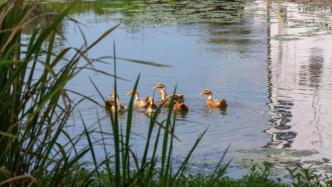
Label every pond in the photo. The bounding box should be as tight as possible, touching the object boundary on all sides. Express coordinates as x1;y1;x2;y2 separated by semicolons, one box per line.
58;0;332;177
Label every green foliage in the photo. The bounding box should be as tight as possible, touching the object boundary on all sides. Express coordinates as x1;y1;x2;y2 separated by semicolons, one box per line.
0;0;117;185
286;163;331;187
67;161;332;187
239;161;282;187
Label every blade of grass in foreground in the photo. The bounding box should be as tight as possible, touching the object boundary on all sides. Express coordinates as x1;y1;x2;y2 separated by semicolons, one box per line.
80;111;101;186
123;74;140;181
160;87;177;183
111;41;121;187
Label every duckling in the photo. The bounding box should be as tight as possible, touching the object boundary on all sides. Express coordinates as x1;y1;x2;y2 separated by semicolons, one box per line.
126;90;146;108
104;91;127;113
104;98;115;111
153;83;185;107
172;94;188;112
199;89;227;108
113;92;127;112
144;96;157;114
153;83;169;105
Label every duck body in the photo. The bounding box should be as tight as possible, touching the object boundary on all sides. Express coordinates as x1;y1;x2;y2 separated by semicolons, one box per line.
144;96;157;109
144;96;157;114
104;99;115;111
200;89;227;108
127;91;146;109
172;94;189;112
117;103;127;112
154;83;170;106
160;97;172;107
206;98;227;108
105;92;127;113
154;83;185;108
104;100;127;113
173;102;189;112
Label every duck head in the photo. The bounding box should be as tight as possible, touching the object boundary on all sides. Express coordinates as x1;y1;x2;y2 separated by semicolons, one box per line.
199;89;212;96
111;91;120;101
153;83;166;89
126;90;138;96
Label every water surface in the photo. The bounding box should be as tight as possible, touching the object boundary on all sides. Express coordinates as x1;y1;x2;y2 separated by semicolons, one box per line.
61;0;332;175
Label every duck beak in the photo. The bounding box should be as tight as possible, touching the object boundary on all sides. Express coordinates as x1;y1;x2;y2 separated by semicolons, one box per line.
199;93;204;96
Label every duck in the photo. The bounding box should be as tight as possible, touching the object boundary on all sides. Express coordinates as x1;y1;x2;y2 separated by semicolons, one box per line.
153;83;185;107
153;83;169;105
199;89;227;108
104;91;127;113
126;90;146;108
144;96;157;114
172;94;188;112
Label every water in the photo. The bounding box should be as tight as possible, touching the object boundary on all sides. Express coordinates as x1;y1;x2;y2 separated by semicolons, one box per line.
265;2;332;159
61;0;332;175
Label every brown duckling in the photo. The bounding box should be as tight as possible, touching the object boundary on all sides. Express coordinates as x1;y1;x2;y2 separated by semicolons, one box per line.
199;89;227;108
144;96;157;114
172;94;188;112
104;91;127;113
153;83;169;105
153;83;185;107
126;90;146;109
104;98;115;111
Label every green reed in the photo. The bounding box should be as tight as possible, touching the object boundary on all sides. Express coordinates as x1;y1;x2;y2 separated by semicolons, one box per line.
0;0;119;185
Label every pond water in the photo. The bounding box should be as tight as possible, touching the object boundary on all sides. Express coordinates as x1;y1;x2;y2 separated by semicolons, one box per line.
61;0;332;176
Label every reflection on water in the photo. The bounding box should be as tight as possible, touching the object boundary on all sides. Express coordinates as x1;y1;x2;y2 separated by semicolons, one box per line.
264;1;332;159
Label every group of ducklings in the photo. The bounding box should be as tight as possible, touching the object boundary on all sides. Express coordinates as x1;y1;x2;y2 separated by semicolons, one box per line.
104;83;227;114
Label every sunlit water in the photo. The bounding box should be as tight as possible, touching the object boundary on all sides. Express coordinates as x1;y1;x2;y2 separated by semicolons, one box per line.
61;0;332;176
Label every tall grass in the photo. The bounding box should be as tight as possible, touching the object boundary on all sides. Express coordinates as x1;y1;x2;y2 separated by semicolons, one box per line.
0;0;120;185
